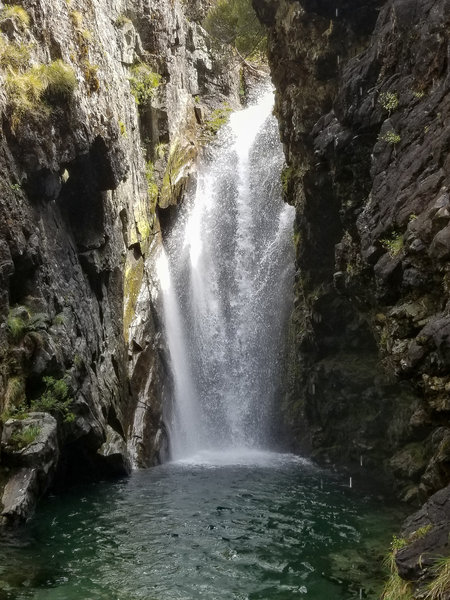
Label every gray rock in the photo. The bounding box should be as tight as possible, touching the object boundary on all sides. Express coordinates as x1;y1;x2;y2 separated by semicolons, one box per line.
97;426;132;476
1;413;59;525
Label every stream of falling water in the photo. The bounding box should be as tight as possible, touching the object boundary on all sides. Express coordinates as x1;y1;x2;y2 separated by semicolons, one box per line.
157;89;295;460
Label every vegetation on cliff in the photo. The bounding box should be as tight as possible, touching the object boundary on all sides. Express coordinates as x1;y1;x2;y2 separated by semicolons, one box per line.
204;0;266;60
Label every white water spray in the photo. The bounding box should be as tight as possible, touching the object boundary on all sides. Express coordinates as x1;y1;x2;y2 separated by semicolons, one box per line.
158;89;295;460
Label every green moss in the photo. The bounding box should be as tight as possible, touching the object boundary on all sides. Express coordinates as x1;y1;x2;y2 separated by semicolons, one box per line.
281;165;293;195
70;10;83;29
118;120;127;136
9;425;40;450
409;524;432;541
123;257;144;341
128;63;161;106
145;160;159;213
159;142;196;208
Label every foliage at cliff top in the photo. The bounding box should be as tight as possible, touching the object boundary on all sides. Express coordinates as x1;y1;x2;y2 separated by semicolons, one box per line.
203;0;267;61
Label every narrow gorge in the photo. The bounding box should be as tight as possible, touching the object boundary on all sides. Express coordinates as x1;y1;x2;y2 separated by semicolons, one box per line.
0;0;448;598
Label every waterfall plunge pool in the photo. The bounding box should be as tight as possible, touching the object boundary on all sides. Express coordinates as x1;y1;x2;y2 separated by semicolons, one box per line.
0;452;403;600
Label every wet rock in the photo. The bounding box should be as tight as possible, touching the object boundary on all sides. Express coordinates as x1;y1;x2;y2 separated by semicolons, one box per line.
1;413;59;524
97;426;132;477
396;484;450;581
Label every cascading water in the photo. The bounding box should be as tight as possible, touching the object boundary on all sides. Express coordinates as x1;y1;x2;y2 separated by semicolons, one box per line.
157;89;295;460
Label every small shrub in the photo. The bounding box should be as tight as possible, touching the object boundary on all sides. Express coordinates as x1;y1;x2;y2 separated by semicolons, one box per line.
413;90;425;99
379;130;401;145
0;4;30;29
203;104;232;139
129;63;161;105
384;536;408;573
381;233;404;257
83;61;99;93
10;425;40;450
379;91;399;114
30;375;74;422
203;0;267;60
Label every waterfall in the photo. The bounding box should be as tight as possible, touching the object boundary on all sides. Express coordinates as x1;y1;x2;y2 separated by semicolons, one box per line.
157;89;295;460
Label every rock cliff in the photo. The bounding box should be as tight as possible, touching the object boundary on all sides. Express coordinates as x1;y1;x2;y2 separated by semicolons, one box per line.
253;0;449;594
0;0;239;522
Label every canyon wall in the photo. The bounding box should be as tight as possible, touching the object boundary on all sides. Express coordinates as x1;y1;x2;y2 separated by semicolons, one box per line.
253;0;450;592
0;0;239;522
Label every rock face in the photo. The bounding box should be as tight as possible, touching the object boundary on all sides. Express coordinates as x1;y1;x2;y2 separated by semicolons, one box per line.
0;0;239;521
253;0;450;504
1;412;59;524
396;484;450;582
253;0;450;594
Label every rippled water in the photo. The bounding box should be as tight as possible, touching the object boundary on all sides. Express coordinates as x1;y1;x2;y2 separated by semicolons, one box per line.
0;453;401;600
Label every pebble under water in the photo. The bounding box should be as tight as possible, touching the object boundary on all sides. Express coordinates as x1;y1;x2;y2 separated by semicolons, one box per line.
0;452;403;600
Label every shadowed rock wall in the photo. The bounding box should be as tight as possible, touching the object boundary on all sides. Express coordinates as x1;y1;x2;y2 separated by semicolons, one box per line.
0;0;240;522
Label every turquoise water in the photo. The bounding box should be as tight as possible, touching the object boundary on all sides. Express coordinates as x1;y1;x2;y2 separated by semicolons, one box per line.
0;452;402;600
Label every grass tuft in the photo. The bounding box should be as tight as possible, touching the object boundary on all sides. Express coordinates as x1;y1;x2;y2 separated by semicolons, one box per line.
0;36;30;70
0;4;30;29
39;59;77;99
382;571;414;600
10;425;40;450
426;557;450;600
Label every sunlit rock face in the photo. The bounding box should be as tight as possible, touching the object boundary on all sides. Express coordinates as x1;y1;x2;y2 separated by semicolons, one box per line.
253;0;450;504
0;0;239;520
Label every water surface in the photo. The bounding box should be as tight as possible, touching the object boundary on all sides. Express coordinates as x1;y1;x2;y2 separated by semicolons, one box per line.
0;452;401;600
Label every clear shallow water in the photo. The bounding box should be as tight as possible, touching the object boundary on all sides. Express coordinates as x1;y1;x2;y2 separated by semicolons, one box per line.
0;452;402;600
